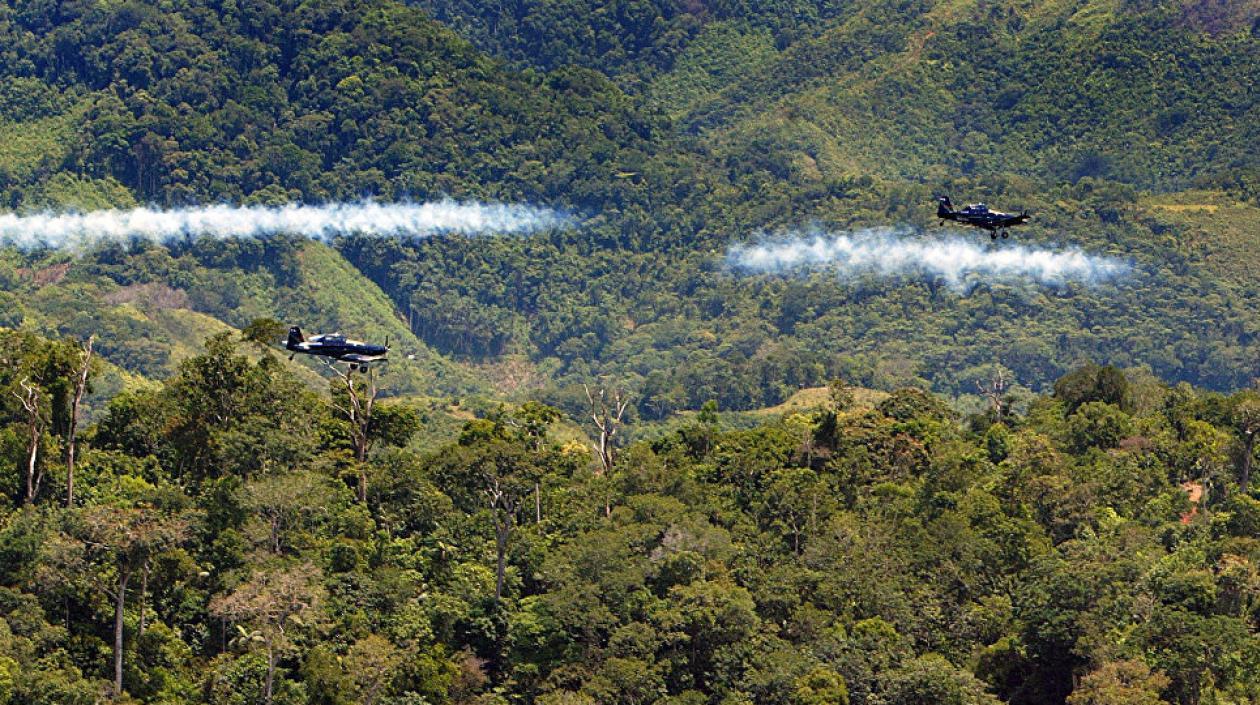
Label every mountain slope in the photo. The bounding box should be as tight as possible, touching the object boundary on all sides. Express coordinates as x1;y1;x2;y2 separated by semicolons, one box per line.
665;0;1260;193
2;0;1260;417
278;240;487;396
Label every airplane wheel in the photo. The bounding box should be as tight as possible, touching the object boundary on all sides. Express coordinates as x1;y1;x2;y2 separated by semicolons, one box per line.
1001;231;1009;239
990;232;998;240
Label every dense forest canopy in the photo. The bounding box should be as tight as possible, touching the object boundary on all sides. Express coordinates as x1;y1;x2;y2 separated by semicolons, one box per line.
0;329;1258;704
0;0;1259;702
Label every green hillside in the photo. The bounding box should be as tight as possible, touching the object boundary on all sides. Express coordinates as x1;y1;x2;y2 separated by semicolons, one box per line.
674;0;1260;192
0;0;1259;411
278;240;486;396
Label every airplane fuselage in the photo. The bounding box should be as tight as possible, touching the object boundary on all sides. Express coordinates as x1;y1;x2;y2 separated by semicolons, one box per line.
937;197;1030;238
286;327;387;367
289;340;387;359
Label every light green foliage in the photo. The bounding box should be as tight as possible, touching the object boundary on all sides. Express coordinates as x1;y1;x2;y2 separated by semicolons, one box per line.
649;22;779;118
1066;660;1170;705
22;174;138;211
794;666;849;705
878;654;1002;705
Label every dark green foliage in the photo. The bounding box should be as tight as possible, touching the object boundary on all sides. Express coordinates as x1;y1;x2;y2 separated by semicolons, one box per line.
1054;364;1132;415
1;328;1259;704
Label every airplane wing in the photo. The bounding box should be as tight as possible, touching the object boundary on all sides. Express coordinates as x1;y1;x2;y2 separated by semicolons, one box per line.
339;353;387;363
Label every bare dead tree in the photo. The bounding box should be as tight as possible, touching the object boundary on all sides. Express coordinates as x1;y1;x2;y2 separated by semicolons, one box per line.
66;335;94;507
327;364;379;503
585;384;629;476
585;384;630;517
13;377;43;504
977;367;1010;422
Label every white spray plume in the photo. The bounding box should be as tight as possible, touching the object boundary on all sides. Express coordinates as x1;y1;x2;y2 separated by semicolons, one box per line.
728;227;1130;291
0;200;567;250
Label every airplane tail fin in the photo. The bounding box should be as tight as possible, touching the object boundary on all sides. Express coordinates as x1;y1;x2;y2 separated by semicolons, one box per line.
937;196;953;218
287;326;304;348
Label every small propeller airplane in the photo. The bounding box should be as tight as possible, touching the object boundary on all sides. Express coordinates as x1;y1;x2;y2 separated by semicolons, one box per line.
937;196;1030;239
286;326;387;371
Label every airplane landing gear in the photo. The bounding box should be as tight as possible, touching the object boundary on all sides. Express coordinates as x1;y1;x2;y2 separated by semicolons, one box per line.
1001;230;1009;239
990;231;998;240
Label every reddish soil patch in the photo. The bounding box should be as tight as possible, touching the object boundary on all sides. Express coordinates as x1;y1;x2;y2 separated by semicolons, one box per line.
1179;0;1260;36
16;262;70;287
1180;481;1203;524
103;282;190;310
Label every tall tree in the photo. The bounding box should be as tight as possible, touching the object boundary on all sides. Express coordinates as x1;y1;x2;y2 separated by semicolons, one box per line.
1066;660;1170;705
476;444;534;603
346;634;406;705
12;377;44;505
437;425;542;603
330;366;380;503
240;471;335;556
210;563;325;705
585;384;629;477
1231;393;1260;494
585;384;629;517
41;501;190;697
65;335;95;507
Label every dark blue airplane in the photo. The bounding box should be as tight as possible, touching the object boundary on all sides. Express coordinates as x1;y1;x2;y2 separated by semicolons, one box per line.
937;196;1030;239
286;327;387;371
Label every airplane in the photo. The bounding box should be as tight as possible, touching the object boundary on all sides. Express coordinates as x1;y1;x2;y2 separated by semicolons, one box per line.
937;196;1030;239
286;326;387;371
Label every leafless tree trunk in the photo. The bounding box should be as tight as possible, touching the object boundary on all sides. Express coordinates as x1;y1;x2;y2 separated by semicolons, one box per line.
485;477;520;602
139;560;150;636
329;366;379;503
14;377;43;504
264;636;276;705
112;568;132;696
585;385;629;517
66;336;94;507
978;367;1009;422
1242;431;1255;494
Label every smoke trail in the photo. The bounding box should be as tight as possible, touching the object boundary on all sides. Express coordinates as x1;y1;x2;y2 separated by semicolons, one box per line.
0;200;567;250
728;227;1130;291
